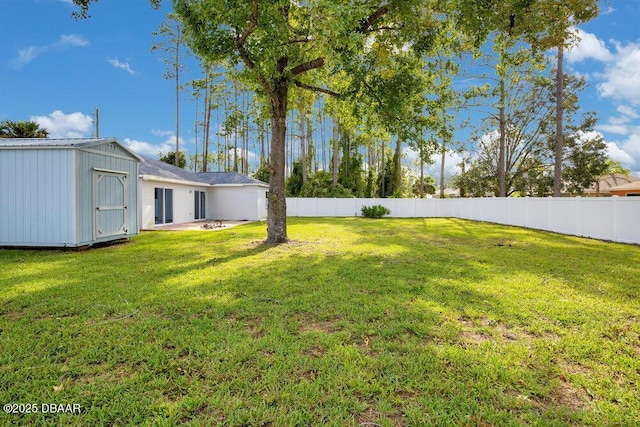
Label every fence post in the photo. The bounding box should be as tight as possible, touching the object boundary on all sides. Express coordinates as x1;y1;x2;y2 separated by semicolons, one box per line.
575;197;581;237
612;196;618;242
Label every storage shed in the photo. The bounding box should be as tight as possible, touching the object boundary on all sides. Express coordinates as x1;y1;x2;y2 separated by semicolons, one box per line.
0;138;140;248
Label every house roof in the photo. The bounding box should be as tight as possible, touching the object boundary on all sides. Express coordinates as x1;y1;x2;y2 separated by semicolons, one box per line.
0;137;142;160
584;173;640;194
197;171;268;186
140;157;268;187
140;156;211;184
609;181;640;192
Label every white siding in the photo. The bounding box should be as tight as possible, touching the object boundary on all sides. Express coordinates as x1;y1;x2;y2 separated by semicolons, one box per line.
0;149;75;246
210;186;267;221
140;179;210;229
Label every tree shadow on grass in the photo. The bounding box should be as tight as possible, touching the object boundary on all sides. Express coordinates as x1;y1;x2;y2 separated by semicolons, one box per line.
1;220;639;425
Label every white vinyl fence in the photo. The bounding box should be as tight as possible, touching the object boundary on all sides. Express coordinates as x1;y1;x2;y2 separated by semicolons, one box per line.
286;197;640;245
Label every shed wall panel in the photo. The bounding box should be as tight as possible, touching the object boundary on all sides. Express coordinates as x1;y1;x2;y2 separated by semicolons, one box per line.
0;149;75;246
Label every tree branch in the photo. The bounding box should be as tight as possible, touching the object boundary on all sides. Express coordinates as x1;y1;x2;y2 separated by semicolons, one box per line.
235;0;277;102
237;0;258;48
358;5;390;33
291;57;325;76
293;81;341;97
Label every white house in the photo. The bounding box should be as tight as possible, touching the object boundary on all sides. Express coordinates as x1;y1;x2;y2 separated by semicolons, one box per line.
0;138;268;247
0;138;140;247
139;157;268;229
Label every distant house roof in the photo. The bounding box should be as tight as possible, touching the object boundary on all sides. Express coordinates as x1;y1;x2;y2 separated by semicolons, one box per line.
610;180;640;195
139;157;268;187
0;137;142;160
584;173;640;195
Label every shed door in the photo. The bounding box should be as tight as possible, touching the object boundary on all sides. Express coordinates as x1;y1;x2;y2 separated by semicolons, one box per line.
93;170;129;239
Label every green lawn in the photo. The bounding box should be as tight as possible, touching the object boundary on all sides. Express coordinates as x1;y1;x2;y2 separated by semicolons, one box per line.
1;218;638;426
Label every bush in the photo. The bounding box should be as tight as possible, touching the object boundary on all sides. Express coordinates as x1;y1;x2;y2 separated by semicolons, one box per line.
361;204;390;218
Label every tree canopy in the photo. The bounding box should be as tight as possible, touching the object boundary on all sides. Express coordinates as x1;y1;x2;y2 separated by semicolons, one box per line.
0;120;49;138
70;0;603;243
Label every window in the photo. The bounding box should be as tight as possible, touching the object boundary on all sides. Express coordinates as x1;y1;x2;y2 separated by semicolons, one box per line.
154;188;173;224
194;191;206;220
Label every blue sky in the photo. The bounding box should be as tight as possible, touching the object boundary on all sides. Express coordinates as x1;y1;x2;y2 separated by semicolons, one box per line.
1;0;639;177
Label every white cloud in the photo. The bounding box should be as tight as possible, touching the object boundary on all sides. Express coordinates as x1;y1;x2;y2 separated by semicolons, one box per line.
566;28;613;63
108;57;137;76
566;29;640;174
402;146;463;180
151;129;174;137
605;141;634;166
122;138;173;157
617;105;639;119
598;123;631;135
122;131;187;158
31;110;93;138
10;34;89;68
603;133;640;176
597;40;640;105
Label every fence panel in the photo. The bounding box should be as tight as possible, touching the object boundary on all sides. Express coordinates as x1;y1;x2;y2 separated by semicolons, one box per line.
285;197;639;244
548;198;578;236
614;198;640;244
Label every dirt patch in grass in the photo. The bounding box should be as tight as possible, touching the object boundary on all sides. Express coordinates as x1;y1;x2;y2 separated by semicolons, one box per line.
77;362;130;386
554;379;592;410
459;317;522;344
302;344;326;358
247;323;266;339
356;405;406;427
300;320;338;334
355;336;378;356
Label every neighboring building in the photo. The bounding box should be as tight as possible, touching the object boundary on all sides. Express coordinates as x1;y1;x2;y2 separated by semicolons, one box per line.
609;181;640;197
0;138;140;247
139;157;268;229
584;174;640;196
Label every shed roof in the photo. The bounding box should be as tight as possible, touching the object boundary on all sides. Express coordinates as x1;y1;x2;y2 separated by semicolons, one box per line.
0;137;142;160
140;157;268;187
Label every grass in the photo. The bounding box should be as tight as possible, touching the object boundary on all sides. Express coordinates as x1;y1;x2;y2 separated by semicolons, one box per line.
1;217;639;426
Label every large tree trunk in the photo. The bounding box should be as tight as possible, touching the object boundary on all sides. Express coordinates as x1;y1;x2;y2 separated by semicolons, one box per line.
554;43;564;197
267;81;289;244
395;138;402;194
332;117;340;188
300;114;307;184
498;76;506;197
420;145;425;198
439;145;446;198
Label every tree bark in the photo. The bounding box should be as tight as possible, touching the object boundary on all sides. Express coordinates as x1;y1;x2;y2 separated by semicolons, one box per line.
498;75;506;197
395;138;402;194
300;113;307;184
174;41;180;167
332;117;339;188
439;145;446;198
420;146;425;198
266;80;289;244
554;43;564;197
381;139;386;198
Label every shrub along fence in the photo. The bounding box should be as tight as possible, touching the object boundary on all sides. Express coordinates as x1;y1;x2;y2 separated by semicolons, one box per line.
286;197;640;245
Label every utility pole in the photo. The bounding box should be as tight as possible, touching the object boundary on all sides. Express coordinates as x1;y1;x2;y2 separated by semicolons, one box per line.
94;106;99;138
